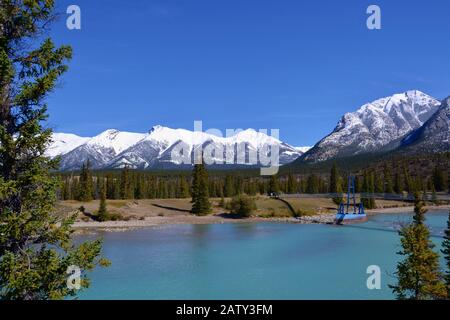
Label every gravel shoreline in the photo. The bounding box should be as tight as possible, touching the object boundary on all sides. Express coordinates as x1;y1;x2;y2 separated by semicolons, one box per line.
71;204;450;233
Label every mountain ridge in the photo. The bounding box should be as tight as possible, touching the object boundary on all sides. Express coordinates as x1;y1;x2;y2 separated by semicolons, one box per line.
50;126;305;171
300;90;442;163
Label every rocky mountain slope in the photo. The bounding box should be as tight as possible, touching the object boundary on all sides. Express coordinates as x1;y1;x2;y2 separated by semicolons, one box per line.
301;90;441;162
50;126;304;171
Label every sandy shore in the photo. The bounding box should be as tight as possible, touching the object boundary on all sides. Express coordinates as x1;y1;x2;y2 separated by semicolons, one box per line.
72;215;303;231
70;204;450;233
367;204;450;215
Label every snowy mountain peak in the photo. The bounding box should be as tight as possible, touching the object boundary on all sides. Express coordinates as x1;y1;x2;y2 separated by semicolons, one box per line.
46;133;90;158
302;90;441;162
52;126;304;170
87;129;146;154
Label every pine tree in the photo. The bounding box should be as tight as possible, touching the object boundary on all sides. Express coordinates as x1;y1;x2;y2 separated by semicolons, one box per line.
97;180;108;219
390;193;447;300
394;172;403;194
442;210;450;296
77;160;93;202
191;162;211;215
306;174;319;194
383;163;394;194
403;166;413;194
330;163;343;205
432;166;446;192
287;171;297;194
224;175;235;197
361;171;376;209
268;175;280;195
177;176;190;198
120;166;133;199
0;1;108;300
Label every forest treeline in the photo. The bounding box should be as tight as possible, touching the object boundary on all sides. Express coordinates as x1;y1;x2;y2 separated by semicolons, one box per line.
57;157;449;203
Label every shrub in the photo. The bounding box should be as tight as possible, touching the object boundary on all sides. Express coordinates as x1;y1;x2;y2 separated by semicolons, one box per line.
96;211;123;222
229;195;257;218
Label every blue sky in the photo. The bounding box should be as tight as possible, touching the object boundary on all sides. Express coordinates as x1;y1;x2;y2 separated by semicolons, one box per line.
47;0;450;146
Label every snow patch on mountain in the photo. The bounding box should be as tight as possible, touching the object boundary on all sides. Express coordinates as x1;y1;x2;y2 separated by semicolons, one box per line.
52;126;302;170
302;90;441;162
46;133;90;158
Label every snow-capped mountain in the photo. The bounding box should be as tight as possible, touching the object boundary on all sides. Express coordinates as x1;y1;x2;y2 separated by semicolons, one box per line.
400;96;450;154
58;129;146;170
294;146;312;153
53;126;304;171
301;90;441;162
46;133;90;158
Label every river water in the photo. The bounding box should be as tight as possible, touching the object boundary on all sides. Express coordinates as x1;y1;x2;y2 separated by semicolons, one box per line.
75;210;448;300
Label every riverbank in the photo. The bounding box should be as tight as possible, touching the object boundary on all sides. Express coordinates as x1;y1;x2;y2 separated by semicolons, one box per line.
63;199;449;232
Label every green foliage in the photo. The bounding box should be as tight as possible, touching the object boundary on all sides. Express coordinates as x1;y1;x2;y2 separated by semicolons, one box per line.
383;163;394;194
228;195;256;218
190;162;211;216
120;166;133;200
76;160;93;202
442;211;450;296
97;180;108;219
286;171;298;194
329;163;343;205
394;172;403;194
390;193;447;300
0;0;108;300
268;175;280;195
361;170;376;209
306;174;319;194
432;166;446;192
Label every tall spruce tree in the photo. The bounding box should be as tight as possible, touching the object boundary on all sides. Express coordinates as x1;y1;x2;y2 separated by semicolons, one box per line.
432;166;445;192
383;163;394;194
330;163;343;205
191;162;211;215
268;175;280;195
287;171;297;194
97;179;108;220
390;193;447;300
0;1;108;300
442;210;450;296
361;171;376;209
77;160;93;202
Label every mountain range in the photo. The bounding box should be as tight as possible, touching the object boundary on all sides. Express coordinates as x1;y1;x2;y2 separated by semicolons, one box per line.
49;90;449;171
49;126;306;171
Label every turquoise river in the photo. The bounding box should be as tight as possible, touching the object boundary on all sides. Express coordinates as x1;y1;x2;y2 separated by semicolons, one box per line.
75;210;448;300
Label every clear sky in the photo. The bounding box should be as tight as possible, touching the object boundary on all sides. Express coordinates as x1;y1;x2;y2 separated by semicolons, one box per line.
47;0;450;146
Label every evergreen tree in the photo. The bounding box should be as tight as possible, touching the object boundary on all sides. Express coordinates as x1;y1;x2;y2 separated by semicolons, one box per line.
177;176;190;198
329;163;343;205
224;175;235;197
383;163;394;194
97;180;108;219
403;166;413;193
442;210;450;296
390;193;447;300
0;1;107;299
361;171;376;209
191;162;211;215
432;166;446;192
394;172;403;194
306;174;319;194
120;166;133;199
77;160;93;202
287;172;297;194
268;175;280;195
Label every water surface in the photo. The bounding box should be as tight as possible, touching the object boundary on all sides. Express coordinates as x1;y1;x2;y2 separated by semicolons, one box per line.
76;210;448;300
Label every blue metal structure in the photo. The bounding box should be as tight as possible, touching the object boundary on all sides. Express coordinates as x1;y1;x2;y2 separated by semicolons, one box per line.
335;175;367;224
